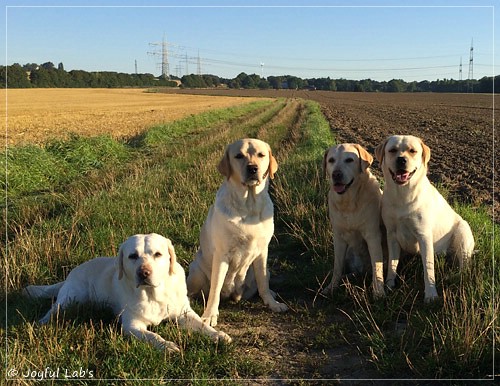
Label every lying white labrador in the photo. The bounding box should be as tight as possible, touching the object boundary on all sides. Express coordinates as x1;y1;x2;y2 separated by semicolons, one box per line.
187;138;288;327
322;143;385;297
24;233;231;351
375;135;474;301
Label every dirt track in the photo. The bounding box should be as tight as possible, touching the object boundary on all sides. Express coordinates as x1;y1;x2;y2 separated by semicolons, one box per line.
164;88;498;220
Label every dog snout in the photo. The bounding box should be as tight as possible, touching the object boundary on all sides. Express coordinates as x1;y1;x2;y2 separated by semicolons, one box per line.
396;156;407;168
137;264;152;281
247;164;258;175
332;170;343;182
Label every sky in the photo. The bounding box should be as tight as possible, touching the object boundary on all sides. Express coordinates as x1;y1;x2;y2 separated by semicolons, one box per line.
1;0;498;82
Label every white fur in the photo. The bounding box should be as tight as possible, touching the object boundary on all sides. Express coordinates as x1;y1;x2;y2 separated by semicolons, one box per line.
24;233;231;351
322;143;385;297
187;138;288;327
376;135;474;302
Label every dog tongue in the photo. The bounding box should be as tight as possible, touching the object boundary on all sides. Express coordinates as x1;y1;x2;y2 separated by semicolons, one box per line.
333;184;346;193
396;171;410;183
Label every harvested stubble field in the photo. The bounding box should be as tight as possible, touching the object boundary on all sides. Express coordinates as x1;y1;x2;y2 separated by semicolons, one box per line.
1;88;263;147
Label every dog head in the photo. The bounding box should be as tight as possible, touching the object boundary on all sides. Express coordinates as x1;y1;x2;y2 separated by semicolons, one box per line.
117;233;177;288
375;135;430;186
323;143;373;195
217;138;278;187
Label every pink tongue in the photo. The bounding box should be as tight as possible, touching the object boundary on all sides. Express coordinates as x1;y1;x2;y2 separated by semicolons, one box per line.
396;172;410;182
333;184;346;193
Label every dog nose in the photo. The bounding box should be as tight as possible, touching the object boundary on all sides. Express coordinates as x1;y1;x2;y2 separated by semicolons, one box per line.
332;170;343;181
138;265;151;280
396;157;407;167
247;165;258;175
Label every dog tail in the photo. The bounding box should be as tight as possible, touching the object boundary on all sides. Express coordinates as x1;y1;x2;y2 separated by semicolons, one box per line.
23;282;64;299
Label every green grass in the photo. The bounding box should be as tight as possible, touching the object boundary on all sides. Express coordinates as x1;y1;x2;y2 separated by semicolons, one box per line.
3;97;498;382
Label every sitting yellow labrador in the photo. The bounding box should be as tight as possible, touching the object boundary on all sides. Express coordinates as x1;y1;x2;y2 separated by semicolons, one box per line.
24;234;231;351
375;135;474;301
187;138;288;327
322;143;385;297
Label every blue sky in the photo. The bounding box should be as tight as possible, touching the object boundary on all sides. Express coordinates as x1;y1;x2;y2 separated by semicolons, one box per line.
2;1;497;82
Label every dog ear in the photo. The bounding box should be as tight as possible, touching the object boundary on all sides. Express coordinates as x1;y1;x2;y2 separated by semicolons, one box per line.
375;139;388;164
166;239;177;275
117;243;125;280
267;145;278;179
217;147;231;179
420;138;431;167
354;144;373;171
323;148;330;178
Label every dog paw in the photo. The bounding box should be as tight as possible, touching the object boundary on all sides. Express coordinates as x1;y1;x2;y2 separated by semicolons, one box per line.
269;301;288;313
424;287;439;303
385;278;396;289
373;287;386;298
161;340;181;353
321;283;336;296
201;314;218;327
214;331;232;344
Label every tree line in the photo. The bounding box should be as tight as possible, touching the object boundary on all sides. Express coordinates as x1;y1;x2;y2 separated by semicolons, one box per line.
1;62;177;88
1;62;498;93
182;72;497;93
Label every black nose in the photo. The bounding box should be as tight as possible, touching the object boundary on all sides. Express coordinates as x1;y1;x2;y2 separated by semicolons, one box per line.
332;170;343;181
396;157;407;168
247;165;258;175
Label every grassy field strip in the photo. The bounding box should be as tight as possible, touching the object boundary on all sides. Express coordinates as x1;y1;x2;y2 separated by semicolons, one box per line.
3;97;498;381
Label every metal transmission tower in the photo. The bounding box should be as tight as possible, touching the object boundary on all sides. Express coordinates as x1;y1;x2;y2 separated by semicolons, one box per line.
459;57;462;92
148;35;173;79
467;39;474;93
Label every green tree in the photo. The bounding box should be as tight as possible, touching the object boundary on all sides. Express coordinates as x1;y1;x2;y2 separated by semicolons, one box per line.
387;79;404;92
3;64;31;88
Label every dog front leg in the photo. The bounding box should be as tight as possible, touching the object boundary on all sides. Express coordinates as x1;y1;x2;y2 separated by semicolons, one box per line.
419;236;438;302
201;259;229;327
178;309;232;344
385;230;401;290
121;318;180;352
253;254;288;312
322;236;348;295
365;234;385;297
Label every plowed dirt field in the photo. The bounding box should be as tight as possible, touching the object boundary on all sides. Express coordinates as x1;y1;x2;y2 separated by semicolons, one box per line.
161;88;498;220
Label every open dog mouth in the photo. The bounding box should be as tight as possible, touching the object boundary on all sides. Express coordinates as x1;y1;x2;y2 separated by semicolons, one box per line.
390;168;417;185
333;179;354;194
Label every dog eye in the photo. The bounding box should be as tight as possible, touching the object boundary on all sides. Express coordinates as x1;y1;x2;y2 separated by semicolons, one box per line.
257;152;266;158
388;148;397;153
328;157;335;163
128;253;139;260
409;148;417;154
235;153;244;159
153;252;162;258
345;158;354;163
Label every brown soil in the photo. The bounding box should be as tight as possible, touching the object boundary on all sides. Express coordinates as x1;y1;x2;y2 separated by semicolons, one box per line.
163;88;498;221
